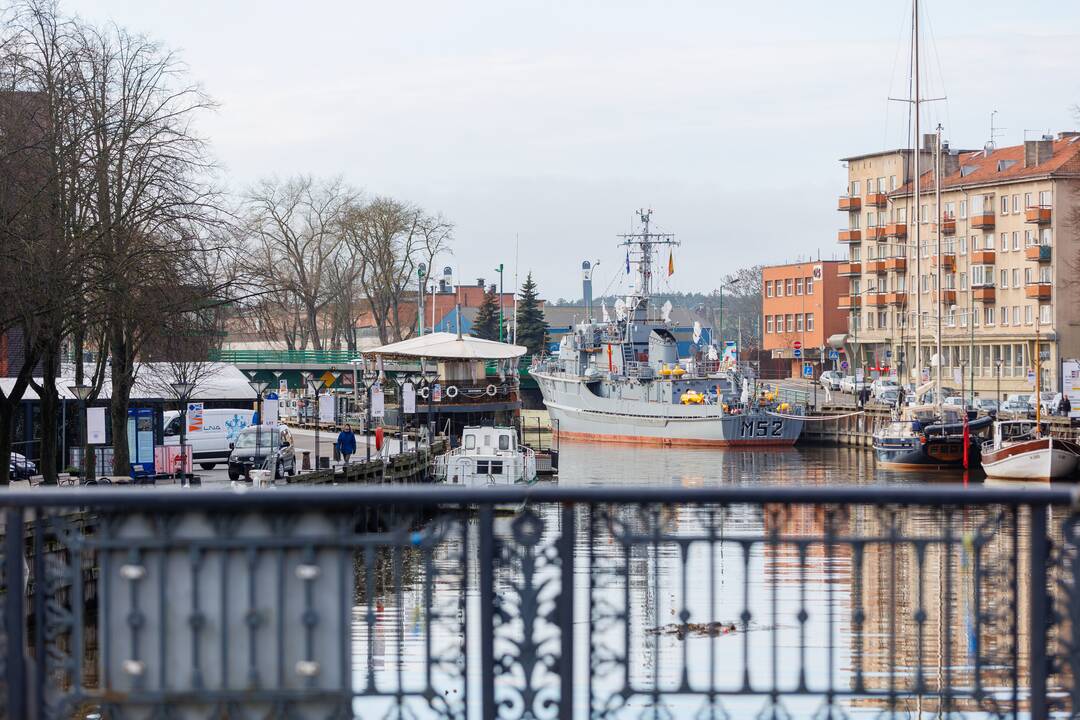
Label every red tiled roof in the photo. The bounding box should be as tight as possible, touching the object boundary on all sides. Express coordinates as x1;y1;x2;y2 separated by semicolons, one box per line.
893;136;1080;196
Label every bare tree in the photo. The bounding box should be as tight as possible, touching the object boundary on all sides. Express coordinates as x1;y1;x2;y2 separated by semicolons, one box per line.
242;176;354;351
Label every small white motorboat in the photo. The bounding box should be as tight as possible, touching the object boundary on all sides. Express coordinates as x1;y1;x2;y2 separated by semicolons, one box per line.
434;426;538;487
980;420;1080;481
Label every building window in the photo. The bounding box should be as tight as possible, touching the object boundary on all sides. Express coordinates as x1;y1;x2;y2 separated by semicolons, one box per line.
1012;231;1020;251
971;265;994;287
898;207;907;223
959;272;967;290
1039;190;1051;206
766;316;774;333
1000;232;1008;251
1000;269;1008;288
806;277;814;295
983;234;993;250
1025;305;1033;325
1012;268;1020;288
852;180;861;196
1041;228;1053;246
776;281;783;298
866;312;874;331
1025;229;1034;246
1000;196;1009;214
984;306;994;325
897;311;906;328
1025;267;1033;285
959;200;967;219
786;314;794;333
878;310;888;329
806;313;814;331
796;314;804;332
786;279;793;296
766;280;773;297
1013;306;1020;325
1012;194;1020;212
1000;306;1008;326
1040;304;1052;325
920;204;928;223
1024;192;1032;209
796;278;803;296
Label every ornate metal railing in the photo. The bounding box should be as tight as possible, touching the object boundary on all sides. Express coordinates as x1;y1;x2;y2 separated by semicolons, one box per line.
2;485;1079;719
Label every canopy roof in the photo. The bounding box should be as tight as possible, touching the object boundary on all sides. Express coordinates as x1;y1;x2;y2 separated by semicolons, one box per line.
363;332;527;360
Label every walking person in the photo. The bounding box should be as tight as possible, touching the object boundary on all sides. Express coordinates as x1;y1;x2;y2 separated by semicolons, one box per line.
336;424;357;464
1060;394;1072;417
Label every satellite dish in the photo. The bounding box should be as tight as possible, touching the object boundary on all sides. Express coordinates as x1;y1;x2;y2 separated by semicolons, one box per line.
661;300;673;322
692;321;702;344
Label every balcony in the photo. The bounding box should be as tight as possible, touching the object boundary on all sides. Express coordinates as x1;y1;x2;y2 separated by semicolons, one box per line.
884;223;907;238
973;285;995;302
933;254;956;271
865;192;888;208
970;213;995;229
866;293;889;307
838;262;861;276
838;196;861;211
1025;244;1052;262
938;217;956;235
863;226;885;241
838;229;862;243
838;295;862;310
885;256;907;272
1025;206;1051;224
886;291;907;305
941;289;957;305
971;249;996;264
864;259;886;273
1025;283;1052;300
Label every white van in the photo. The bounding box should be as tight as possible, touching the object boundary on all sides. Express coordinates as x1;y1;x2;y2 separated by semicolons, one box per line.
164;408;256;470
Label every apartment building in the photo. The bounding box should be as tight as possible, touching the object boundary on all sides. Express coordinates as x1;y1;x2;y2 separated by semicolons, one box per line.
762;261;846;378
838;133;1080;395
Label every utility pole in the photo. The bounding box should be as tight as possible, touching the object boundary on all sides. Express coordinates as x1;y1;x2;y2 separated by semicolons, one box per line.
496;263;505;342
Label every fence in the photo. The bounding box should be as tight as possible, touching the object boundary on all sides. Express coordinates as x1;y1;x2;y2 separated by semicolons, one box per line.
1;485;1079;719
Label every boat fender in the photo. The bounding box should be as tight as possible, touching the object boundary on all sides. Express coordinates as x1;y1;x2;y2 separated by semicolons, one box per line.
418;386;430;399
375;427;384;451
446;385;459;398
485;384;497;396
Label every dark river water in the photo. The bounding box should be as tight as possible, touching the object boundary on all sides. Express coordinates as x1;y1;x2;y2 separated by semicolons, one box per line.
349;442;1060;719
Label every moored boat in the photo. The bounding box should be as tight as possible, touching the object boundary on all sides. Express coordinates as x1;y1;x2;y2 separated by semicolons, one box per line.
434;425;538;487
981;420;1080;481
873;404;992;470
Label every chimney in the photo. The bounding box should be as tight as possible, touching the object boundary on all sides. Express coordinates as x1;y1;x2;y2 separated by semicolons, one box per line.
1025;138;1054;168
942;148;960;177
477;278;485;288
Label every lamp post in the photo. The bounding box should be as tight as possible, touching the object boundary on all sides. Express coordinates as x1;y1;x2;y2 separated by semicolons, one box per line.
996;359;1003;411
307;376;324;469
418;264;427;337
248;378;269;423
170;381;194;483
69;383;94;482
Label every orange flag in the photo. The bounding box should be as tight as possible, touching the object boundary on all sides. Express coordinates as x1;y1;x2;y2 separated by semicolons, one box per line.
667;250;674;276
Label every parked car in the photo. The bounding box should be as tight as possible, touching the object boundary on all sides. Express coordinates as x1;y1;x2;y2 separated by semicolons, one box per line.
1000;397;1033;416
942;396;968;410
227;425;296;481
9;452;36;480
873;389;901;406
839;376;866;394
871;378;900;398
819;370;844;391
974;398;1000;415
165;408;257;470
1038;392;1061;416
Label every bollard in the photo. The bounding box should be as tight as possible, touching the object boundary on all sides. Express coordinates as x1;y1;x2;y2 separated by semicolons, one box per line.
333;442;340;461
302;450;311;471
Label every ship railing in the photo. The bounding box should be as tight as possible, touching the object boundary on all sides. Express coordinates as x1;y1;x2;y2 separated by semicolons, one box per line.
1;485;1075;719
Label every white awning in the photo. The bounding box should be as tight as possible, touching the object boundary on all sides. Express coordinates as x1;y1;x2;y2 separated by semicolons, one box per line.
362;332;527;360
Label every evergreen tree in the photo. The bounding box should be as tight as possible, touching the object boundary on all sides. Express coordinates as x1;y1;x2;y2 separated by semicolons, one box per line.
471;286;501;341
515;273;549;355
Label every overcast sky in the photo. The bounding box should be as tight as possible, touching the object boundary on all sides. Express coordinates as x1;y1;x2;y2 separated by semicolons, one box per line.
64;0;1080;300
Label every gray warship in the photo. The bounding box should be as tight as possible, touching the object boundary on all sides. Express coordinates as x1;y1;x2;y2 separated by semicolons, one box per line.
531;210;803;447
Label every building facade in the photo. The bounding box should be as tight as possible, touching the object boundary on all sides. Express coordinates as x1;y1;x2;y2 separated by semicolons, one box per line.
838;133;1080;396
762;261;847;377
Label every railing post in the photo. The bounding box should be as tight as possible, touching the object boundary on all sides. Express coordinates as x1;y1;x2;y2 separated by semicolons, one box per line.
479;505;495;720
559;502;575;720
4;507;26;720
1029;503;1048;720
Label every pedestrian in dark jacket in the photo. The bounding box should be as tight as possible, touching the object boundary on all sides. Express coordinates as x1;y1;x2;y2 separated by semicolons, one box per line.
337;425;357;463
1061;395;1072;416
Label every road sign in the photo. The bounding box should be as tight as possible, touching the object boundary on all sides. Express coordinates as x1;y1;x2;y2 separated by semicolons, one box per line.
840;361;849;370
802;362;814;379
885;350;892;359
793;341;802;350
320;370;337;388
793;348;802;358
828;350;839;360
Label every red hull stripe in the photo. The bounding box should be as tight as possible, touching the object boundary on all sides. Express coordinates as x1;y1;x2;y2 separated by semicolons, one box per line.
554;430;798;448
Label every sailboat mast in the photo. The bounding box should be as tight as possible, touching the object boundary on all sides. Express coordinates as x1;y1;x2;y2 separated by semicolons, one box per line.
934;123;943;410
640;209;652;307
913;0;922;387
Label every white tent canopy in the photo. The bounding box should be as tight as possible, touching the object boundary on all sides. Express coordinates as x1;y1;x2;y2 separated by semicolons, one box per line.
362;332;527;360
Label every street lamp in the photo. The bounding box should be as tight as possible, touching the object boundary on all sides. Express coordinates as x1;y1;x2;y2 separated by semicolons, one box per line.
495;262;505;341
306;375;325;468
417;263;427;337
69;383;94;482
248;379;270;422
170;381;194;483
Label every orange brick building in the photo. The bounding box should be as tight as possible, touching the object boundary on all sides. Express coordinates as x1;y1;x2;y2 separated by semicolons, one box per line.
762;261;847;378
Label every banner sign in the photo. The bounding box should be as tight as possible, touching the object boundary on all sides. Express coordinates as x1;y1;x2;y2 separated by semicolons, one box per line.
186;402;204;434
371;384;385;418
402;382;416;414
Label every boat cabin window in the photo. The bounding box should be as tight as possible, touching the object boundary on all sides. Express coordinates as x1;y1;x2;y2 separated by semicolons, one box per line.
1001;422;1036;440
491;461;503;475
498;435;510;450
464;434;476;450
477;460;489;474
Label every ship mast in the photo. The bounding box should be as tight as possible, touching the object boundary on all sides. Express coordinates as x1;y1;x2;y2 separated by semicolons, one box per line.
913;0;922;390
934;123;943;414
617;209;679;320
